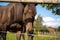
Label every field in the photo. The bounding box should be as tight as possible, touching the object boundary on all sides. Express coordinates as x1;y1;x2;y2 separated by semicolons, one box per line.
6;32;60;40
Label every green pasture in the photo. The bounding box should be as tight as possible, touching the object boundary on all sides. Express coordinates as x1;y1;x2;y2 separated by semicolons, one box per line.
6;32;60;40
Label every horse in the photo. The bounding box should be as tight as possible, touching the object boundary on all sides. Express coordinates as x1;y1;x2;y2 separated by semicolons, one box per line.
0;3;36;40
23;3;36;40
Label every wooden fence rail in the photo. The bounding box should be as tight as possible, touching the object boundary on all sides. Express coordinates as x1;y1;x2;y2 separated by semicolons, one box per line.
0;0;60;3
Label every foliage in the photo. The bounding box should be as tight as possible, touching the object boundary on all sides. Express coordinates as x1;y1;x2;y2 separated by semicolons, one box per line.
34;15;48;33
40;25;49;32
34;15;43;32
40;4;60;15
57;26;60;32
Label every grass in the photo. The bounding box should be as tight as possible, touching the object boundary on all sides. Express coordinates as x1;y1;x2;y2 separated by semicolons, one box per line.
6;32;60;40
7;32;16;40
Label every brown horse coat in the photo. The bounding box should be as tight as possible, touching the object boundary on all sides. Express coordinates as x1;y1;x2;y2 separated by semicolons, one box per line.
0;3;24;32
0;3;36;40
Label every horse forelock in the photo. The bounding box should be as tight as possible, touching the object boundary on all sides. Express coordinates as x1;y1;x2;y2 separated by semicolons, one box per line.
24;4;36;17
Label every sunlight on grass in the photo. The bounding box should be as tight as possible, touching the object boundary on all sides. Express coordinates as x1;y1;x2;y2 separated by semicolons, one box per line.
6;32;60;40
6;32;16;40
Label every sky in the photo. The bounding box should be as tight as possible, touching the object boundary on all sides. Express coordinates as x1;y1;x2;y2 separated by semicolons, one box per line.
36;4;60;28
0;2;60;28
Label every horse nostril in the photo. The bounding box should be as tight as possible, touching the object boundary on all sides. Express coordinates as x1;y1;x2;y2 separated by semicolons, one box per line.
10;23;21;28
10;23;16;28
17;24;21;28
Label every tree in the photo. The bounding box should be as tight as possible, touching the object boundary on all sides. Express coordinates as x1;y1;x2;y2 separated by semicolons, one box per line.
34;15;48;33
57;26;60;32
34;15;43;33
40;4;60;15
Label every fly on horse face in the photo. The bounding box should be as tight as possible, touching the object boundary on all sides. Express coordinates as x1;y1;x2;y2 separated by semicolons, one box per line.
0;3;36;40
